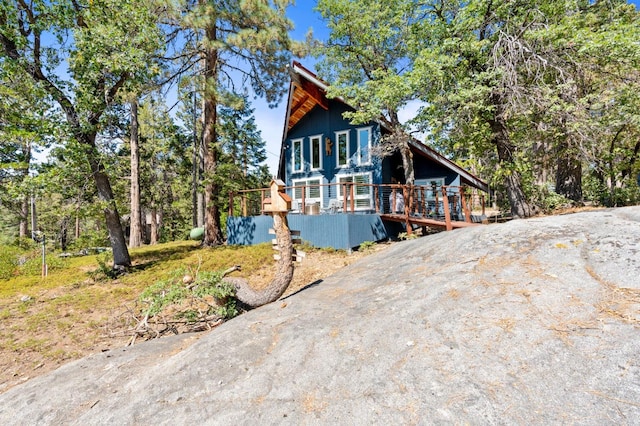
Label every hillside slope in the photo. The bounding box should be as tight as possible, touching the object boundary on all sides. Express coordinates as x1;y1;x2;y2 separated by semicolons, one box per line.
1;207;639;424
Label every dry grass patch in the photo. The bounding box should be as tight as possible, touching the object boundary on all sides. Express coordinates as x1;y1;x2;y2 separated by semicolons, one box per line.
0;239;382;392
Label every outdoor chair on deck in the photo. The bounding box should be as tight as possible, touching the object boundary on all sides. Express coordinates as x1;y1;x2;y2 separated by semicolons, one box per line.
325;198;342;214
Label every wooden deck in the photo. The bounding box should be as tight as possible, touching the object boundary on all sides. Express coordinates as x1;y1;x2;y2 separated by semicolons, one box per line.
379;213;480;231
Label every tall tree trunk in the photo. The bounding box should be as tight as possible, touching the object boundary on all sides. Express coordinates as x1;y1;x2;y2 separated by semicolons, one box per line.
202;20;224;246
19;195;28;238
555;137;583;203
129;100;143;247
488;114;536;218
75;208;80;239
197;87;206;228
401;142;415;185
60;216;68;251
150;206;158;245
85;138;131;267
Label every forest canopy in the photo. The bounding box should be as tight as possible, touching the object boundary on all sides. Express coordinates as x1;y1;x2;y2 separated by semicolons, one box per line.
1;0;639;256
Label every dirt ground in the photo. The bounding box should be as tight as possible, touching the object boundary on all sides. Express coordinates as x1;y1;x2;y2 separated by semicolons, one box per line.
0;242;391;393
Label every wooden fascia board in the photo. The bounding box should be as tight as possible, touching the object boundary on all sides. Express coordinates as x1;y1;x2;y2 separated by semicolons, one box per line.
297;78;328;111
289;91;310;124
277;79;296;180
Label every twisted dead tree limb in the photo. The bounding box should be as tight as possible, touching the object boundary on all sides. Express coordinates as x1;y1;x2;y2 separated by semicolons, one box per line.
225;212;294;308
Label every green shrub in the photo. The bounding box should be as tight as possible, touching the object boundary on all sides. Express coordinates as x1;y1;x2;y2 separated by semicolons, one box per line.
531;185;572;214
191;271;238;319
398;232;418;241
0;245;22;280
139;274;189;316
19;252;66;276
358;241;376;251
138;269;238;320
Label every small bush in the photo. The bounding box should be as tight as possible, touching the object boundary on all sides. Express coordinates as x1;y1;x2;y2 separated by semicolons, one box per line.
398;232;418;241
139;269;238;320
358;241;376;252
20;252;66;276
531;185;572;214
0;245;22;280
139;274;189;316
89;252;119;280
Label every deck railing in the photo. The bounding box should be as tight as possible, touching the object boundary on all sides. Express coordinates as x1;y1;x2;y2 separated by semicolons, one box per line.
229;182;486;232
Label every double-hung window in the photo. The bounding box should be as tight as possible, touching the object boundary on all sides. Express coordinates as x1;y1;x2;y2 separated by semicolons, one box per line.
310;134;323;170
337;173;372;209
357;127;372;165
291;138;303;173
335;130;349;167
292;178;322;206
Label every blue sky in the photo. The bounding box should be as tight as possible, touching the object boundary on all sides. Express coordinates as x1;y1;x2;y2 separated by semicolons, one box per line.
256;0;640;175
253;1;327;174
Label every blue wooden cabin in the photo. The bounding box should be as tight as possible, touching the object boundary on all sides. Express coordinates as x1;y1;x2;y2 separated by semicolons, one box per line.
227;62;489;250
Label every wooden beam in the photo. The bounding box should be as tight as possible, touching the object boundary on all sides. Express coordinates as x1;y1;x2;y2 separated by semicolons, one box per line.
290;91;310;120
299;78;328;110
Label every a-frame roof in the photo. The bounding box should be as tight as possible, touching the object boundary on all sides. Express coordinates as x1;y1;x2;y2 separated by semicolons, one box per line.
278;62;489;193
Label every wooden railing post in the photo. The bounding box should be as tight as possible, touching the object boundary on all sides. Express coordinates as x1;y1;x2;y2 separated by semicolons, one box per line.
260;189;266;215
342;183;348;212
442;187;453;231
350;183;355;213
461;186;472;223
301;185;306;215
374;185;380;213
242;194;247;217
229;192;234;217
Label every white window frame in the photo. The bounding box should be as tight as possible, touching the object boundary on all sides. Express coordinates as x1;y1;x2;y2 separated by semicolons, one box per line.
291;138;303;173
292;177;323;207
356;126;372;166
309;134;323;171
336;172;373;210
335;130;350;168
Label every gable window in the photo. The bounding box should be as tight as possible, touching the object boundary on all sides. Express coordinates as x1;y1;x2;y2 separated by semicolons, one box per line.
310;134;323;170
357;127;371;165
291;138;303;173
335;130;349;167
337;173;372;209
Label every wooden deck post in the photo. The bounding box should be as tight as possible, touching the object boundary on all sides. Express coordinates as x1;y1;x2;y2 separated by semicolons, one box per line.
301;185;306;215
242;194;247;217
442;187;453;231
350;183;355;213
261;189;266;215
461;186;472;223
229;192;234;217
374;185;380;213
342;183;348;212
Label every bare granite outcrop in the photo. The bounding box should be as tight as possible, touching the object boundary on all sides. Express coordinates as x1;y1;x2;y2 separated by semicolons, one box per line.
0;207;638;424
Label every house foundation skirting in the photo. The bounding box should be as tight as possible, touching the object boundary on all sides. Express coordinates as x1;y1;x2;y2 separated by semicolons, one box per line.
226;214;395;250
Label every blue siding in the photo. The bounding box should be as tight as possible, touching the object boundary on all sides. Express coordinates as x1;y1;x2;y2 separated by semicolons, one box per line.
413;154;459;185
284;99;383;209
226;214;390;250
